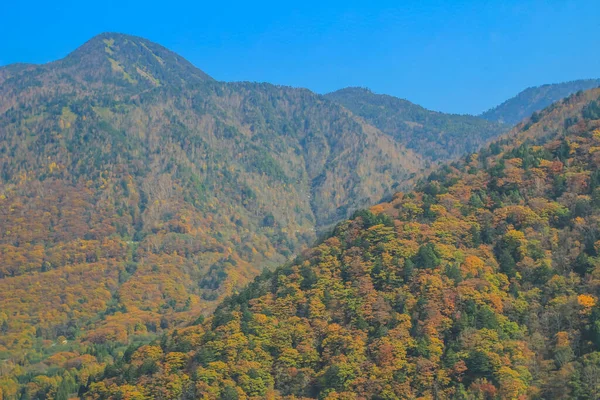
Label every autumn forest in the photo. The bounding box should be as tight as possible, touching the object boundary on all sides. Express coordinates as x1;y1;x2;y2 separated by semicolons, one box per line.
1;32;600;400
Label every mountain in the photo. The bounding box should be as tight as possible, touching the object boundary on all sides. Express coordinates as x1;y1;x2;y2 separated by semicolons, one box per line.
325;87;509;162
0;33;429;397
481;78;600;125
86;88;600;399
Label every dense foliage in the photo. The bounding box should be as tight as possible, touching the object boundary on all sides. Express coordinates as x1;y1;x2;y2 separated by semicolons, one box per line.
0;33;428;398
87;88;600;399
481;79;600;125
325;87;508;162
2;32;594;399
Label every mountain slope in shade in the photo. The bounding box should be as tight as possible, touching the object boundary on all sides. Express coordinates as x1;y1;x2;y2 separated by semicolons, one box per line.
481;78;600;125
0;33;427;397
88;89;600;399
325;87;509;162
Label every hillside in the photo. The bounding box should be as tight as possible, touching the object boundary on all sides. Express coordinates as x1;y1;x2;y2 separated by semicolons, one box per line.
0;33;428;397
325;87;508;162
481;78;600;125
86;89;600;399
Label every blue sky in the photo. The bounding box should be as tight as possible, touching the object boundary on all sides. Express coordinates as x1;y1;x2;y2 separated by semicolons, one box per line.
1;0;599;114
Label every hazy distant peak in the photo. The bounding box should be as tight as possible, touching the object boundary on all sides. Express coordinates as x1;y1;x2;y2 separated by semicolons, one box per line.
481;78;600;125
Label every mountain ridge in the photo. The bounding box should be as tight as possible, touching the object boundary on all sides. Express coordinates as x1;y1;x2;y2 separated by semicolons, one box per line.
481;78;600;124
325;87;509;162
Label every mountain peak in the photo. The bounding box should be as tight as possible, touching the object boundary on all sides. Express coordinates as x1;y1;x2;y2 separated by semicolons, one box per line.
326;86;418;108
328;86;373;95
58;32;213;88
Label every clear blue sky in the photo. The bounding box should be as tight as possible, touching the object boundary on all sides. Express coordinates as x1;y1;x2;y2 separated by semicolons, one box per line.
1;0;599;114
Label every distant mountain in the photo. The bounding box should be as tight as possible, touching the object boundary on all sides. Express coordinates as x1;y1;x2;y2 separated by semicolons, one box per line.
481;78;600;125
0;33;428;396
91;88;600;399
325;87;508;162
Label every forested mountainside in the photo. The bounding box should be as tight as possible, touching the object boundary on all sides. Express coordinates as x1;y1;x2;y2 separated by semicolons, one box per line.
0;33;427;398
325;87;508;162
86;89;600;399
481;79;600;125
